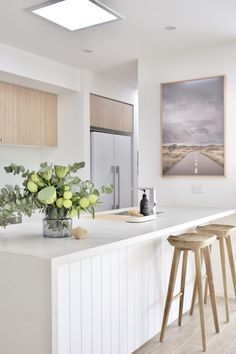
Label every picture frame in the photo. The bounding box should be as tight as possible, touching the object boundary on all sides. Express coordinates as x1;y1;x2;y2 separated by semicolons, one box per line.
161;75;225;176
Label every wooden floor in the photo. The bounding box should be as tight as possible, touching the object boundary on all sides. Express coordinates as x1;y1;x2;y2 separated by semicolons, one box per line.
134;297;236;354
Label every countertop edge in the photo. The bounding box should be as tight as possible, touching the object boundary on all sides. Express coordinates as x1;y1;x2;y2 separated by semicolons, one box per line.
51;208;236;266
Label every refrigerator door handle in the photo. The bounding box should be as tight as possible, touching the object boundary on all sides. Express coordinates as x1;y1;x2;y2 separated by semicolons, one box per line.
111;165;116;209
116;166;120;209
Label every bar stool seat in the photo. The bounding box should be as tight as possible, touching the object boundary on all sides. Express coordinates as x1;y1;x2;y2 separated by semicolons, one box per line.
160;232;219;352
190;224;236;323
197;224;236;238
168;233;217;249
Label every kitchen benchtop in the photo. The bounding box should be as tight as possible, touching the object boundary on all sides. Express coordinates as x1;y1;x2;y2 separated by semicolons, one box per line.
0;206;235;262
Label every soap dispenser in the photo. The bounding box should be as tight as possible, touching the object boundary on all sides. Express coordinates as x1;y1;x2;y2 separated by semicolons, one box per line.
140;190;150;216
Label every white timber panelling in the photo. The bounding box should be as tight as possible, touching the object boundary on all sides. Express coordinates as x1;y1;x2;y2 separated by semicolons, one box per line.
111;249;120;354
57;236;196;354
81;258;92;354
101;252;111;354
58;264;70;354
120;247;128;354
127;246;135;353
147;240;156;337
134;243;143;350
92;255;102;354
70;261;82;354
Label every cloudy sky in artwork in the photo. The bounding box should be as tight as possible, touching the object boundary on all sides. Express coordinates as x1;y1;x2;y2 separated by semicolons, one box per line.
162;76;224;145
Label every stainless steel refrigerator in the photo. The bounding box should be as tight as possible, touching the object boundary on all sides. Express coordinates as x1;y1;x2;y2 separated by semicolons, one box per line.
91;131;133;211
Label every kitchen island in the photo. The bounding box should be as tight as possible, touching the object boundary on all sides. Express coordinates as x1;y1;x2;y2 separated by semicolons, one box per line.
0;206;236;354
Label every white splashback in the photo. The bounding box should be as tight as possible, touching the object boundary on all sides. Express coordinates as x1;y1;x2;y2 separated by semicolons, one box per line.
0;145;41;187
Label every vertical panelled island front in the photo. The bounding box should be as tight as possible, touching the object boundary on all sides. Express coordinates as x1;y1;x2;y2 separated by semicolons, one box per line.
0;206;236;354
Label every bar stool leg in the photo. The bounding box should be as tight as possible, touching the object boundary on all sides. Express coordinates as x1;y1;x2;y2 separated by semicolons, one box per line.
219;237;229;322
160;248;181;342
190;278;197;315
204;277;208;304
178;250;188;326
194;248;206;352
203;246;219;333
190;250;204;315
225;235;236;299
203;244;212;305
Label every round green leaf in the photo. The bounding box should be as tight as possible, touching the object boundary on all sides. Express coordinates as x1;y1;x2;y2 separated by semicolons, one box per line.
37;186;57;205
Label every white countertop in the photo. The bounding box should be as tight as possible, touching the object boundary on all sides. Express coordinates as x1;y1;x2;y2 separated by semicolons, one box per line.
0;206;235;262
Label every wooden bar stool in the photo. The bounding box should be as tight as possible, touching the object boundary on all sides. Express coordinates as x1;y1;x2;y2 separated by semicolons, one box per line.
190;224;236;323
160;232;219;352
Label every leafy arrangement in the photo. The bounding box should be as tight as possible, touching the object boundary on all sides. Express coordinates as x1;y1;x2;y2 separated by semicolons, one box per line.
0;162;112;227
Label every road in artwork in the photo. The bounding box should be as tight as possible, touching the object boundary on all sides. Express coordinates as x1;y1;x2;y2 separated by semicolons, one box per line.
165;151;224;176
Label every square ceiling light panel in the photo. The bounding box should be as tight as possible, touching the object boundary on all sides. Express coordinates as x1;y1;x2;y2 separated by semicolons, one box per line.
31;0;123;31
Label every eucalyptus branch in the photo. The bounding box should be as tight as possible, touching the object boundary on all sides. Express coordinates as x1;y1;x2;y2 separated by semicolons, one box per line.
0;162;113;228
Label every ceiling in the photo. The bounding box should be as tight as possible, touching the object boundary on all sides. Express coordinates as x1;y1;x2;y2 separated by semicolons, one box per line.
1;0;236;88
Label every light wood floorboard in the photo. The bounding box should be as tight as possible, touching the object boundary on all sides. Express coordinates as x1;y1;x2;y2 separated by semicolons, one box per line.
134;297;236;354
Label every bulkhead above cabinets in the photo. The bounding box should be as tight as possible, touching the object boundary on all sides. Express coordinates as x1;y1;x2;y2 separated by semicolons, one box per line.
0;81;58;147
90;93;133;134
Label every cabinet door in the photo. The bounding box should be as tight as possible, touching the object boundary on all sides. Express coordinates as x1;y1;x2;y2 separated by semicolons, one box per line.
0;82;18;144
112;100;133;133
90;94;133;133
17;87;43;146
90;94;112;130
18;89;58;147
91;132;133;210
114;135;132;208
0;82;57;147
91;131;114;211
41;92;58;147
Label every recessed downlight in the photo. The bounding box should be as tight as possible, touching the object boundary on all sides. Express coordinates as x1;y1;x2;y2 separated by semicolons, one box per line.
164;25;177;31
83;49;93;53
30;0;124;31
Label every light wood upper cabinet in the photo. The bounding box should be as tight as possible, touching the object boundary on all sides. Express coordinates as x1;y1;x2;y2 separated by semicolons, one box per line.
90;94;133;133
0;82;57;147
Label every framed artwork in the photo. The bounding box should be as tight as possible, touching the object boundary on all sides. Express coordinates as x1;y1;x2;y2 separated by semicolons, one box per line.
161;75;225;176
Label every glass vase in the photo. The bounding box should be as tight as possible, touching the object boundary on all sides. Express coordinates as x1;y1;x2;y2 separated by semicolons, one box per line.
43;218;72;238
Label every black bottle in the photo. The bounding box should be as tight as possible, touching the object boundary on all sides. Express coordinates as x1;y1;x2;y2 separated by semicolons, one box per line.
140;190;150;216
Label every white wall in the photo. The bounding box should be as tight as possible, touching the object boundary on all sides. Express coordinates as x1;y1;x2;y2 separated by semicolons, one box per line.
0;44;138;188
79;69;138;183
0;43;81;187
42;69;138;181
0;146;41;187
0;42;79;92
40;92;83;167
139;42;236;208
0;91;85;187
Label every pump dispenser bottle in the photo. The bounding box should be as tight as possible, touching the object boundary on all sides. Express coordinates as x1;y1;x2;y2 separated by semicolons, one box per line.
140;190;150;216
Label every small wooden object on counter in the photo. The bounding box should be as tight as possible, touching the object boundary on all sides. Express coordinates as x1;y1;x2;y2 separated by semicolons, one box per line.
94;214;128;221
190;224;236;323
128;209;143;217
160;232;219;352
72;226;88;239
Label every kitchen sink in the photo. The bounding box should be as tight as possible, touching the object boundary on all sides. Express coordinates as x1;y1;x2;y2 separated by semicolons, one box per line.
111;210;164;216
112;211;130;216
